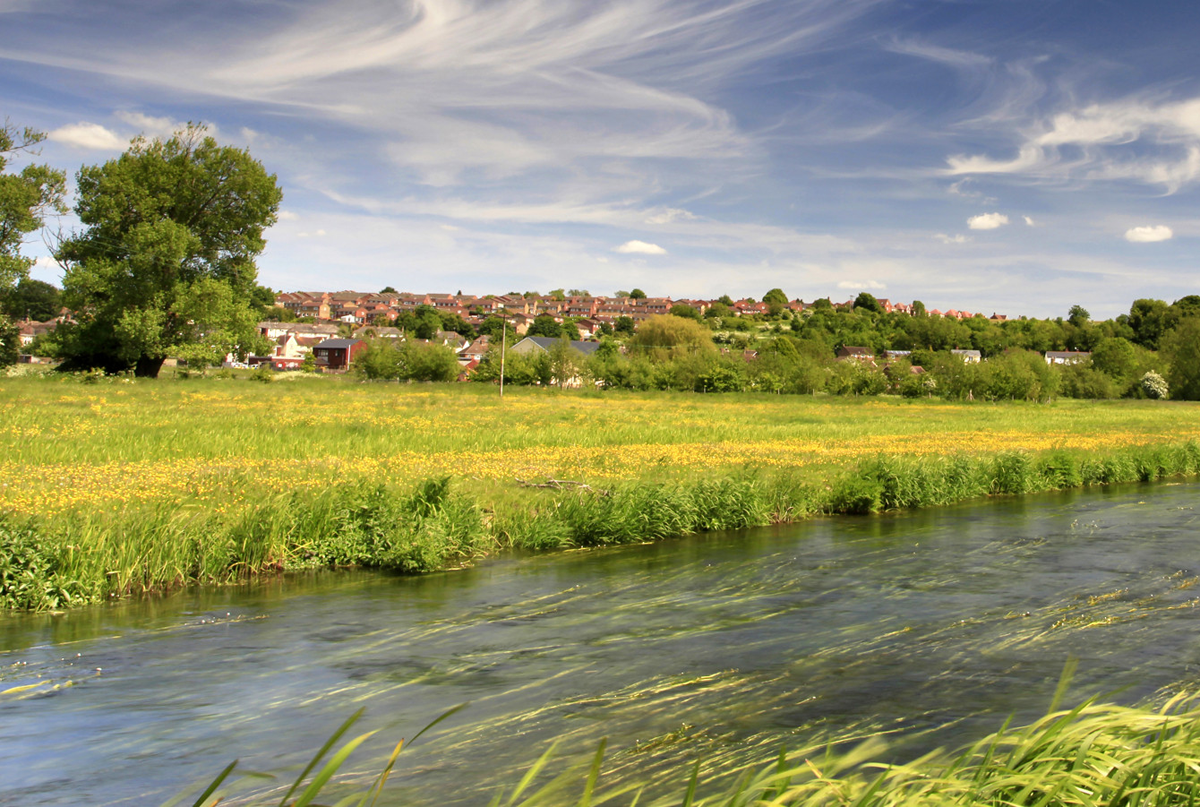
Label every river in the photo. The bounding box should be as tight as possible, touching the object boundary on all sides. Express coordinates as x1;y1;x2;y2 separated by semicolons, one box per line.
2;482;1200;804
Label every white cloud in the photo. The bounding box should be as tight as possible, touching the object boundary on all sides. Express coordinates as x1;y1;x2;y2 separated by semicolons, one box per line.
837;279;886;290
885;37;992;70
1023;216;1035;226
297;229;327;238
115;111;193;140
644;208;698;225
615;240;666;255
276;210;300;221
1124;225;1173;243
1;0;879;191
947;96;1200;192
968;212;1009;230
47;122;124;150
947;147;1044;176
935;233;970;244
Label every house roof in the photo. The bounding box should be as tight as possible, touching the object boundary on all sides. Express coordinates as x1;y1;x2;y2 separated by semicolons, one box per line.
518;336;603;355
314;338;362;349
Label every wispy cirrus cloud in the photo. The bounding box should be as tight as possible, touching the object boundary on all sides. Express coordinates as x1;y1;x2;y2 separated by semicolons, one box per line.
947;96;1200;193
1;0;882;189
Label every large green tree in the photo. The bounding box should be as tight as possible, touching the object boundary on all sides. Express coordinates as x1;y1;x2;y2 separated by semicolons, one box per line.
1128;298;1172;350
628;314;715;361
55;125;281;376
0;124;66;363
1163;318;1200;400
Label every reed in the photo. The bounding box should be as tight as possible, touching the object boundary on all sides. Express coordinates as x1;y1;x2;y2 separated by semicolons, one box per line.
176;686;1200;807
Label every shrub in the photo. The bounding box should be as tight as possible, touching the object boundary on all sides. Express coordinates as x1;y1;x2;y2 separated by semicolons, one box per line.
0;516;91;610
990;452;1034;495
827;473;883;514
1142;370;1169;399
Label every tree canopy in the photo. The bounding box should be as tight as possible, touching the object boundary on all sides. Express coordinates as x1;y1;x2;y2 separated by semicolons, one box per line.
628;314;714;360
0;123;66;365
853;292;883;314
527;314;563;338
54;125;282;376
0;124;66;292
2;277;61;322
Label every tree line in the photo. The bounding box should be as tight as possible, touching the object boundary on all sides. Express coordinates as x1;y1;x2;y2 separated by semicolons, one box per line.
459;298;1200;400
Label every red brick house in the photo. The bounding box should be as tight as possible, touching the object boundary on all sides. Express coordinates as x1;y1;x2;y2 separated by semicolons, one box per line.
312;338;366;371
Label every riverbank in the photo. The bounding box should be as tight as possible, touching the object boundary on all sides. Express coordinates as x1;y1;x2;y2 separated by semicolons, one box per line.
6;482;1200;803
3;374;1200;609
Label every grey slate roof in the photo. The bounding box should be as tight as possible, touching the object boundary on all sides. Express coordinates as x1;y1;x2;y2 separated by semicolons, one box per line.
518;336;603;355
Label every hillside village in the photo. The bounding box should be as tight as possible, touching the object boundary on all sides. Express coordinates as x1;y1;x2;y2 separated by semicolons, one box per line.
20;287;1089;379
273;289;1001;327
255;289;1017;373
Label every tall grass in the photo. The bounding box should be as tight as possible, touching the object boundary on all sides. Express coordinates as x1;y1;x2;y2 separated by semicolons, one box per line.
177;685;1200;807
6;374;1200;611
6;439;1200;610
827;440;1200;515
0;478;489;609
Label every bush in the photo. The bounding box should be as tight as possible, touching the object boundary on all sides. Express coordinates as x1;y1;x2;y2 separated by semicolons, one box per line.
827;473;884;514
1142;370;1169;399
1059;363;1114;399
0;516;91;610
290;478;486;572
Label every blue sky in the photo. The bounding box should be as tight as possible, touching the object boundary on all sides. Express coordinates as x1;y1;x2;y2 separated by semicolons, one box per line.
3;0;1200;318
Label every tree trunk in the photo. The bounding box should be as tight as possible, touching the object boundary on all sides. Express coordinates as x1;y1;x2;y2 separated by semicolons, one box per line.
135;356;166;378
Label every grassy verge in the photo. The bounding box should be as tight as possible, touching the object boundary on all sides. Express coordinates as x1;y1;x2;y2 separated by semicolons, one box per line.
4;437;1200;610
5;375;1200;609
176;682;1200;807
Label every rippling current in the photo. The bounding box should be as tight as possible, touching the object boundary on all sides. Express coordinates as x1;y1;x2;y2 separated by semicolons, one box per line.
3;482;1200;804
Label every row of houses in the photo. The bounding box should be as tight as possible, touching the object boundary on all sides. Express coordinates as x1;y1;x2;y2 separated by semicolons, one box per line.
273;290;1006;327
284;330;1087;378
265;332;601;374
836;346;1091;365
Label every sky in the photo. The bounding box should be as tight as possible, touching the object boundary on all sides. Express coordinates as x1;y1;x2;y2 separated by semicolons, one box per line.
3;0;1200;319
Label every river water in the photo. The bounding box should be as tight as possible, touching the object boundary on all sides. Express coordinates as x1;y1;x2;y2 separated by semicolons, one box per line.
3;482;1200;805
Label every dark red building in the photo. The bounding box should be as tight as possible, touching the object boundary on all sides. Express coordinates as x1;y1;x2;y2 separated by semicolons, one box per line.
312;338;366;371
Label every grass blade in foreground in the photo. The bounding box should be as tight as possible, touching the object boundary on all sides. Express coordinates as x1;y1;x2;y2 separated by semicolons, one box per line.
174;690;1200;807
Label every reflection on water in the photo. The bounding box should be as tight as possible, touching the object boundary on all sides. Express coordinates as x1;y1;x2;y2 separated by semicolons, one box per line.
3;482;1200;805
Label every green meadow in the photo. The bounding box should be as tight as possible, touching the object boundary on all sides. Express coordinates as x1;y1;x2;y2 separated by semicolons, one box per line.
3;372;1200;609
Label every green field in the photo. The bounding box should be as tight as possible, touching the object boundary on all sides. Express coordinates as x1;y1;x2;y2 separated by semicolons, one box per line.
3;372;1200;609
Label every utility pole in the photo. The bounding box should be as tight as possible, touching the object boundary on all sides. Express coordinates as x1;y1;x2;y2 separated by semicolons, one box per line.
499;310;507;400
